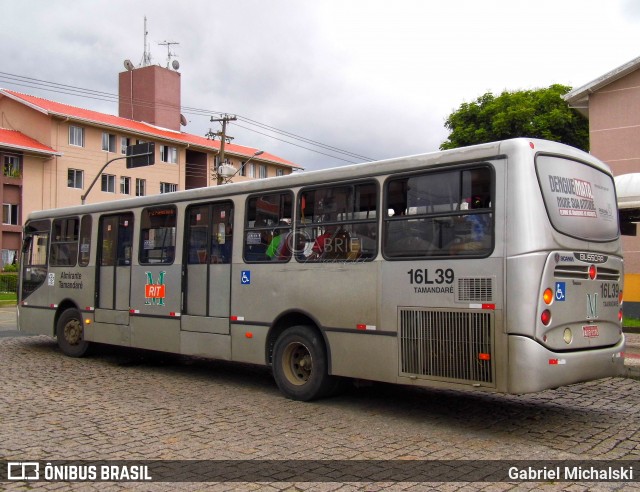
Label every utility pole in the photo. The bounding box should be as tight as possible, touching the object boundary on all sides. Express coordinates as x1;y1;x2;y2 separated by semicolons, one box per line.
210;114;237;184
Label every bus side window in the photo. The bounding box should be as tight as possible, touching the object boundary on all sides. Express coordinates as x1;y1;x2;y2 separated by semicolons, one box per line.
79;215;92;267
243;192;292;263
384;166;493;258
140;206;177;264
449;169;493;255
297;182;377;262
50;217;79;267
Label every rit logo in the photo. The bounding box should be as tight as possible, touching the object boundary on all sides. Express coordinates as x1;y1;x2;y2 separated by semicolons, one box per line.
144;271;166;306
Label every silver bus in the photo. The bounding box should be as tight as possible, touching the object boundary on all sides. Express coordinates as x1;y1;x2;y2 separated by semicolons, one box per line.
18;138;625;400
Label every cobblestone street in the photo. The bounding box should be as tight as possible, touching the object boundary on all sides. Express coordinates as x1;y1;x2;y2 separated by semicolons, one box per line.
1;328;640;491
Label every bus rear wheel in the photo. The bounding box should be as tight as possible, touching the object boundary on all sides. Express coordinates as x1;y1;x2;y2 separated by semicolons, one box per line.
272;325;336;401
56;308;90;357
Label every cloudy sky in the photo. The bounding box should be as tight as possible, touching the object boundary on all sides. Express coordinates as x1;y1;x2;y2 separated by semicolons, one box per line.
2;0;640;170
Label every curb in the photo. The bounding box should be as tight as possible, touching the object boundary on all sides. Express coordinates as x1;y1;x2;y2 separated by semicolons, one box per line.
625;365;640;380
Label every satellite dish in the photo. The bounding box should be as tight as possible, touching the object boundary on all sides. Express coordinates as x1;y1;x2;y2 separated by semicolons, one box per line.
123;59;134;71
172;59;180;70
180;114;187;126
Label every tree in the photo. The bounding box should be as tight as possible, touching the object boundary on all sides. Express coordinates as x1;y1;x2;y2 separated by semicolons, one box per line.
440;84;589;151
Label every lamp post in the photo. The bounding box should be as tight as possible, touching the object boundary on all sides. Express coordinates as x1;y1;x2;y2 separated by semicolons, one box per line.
221;150;264;184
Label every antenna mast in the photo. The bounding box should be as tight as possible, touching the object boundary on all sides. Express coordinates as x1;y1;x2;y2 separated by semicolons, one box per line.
159;40;180;69
141;16;152;66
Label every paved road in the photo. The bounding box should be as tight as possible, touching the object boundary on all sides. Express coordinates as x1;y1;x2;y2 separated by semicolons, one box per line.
0;306;18;337
1;326;640;490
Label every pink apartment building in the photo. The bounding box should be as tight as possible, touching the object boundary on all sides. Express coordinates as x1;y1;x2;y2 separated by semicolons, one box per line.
565;55;640;314
0;65;300;267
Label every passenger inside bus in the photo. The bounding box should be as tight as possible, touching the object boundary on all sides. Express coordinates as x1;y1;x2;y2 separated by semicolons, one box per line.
266;221;292;261
450;195;491;253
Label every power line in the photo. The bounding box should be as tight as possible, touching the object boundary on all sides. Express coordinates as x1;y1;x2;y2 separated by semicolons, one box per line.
233;123;360;164
0;71;376;164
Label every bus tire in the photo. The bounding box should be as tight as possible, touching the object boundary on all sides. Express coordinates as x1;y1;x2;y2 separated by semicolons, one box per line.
56;308;90;358
272;325;335;401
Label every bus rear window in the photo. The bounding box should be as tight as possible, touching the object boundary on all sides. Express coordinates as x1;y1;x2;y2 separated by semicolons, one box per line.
536;155;619;241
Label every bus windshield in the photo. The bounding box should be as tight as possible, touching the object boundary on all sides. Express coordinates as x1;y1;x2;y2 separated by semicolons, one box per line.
536;155;619;242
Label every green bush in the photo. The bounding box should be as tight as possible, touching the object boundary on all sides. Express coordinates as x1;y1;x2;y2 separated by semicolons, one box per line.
0;273;18;293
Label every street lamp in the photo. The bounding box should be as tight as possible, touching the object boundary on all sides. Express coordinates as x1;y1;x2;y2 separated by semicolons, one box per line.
221;150;264;184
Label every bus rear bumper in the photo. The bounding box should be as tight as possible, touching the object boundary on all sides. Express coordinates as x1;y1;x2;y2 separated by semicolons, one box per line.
507;334;626;394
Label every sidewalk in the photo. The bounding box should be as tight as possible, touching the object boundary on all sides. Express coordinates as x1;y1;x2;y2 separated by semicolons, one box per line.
624;332;640;379
0;305;20;337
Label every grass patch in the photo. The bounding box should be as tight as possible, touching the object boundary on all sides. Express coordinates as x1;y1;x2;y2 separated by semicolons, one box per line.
0;292;16;302
624;317;640;328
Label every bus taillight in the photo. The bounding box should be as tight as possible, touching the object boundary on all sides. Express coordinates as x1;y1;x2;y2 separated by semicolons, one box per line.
589;264;597;280
543;288;554;305
541;309;551;326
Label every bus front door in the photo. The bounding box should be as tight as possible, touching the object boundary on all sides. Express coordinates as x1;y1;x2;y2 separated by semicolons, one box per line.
182;202;233;335
96;213;134;326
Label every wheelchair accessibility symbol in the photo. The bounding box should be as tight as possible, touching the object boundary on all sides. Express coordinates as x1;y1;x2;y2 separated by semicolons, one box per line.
555;282;566;301
241;270;251;285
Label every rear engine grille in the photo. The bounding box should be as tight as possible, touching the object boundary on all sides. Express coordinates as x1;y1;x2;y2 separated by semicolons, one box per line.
399;308;493;384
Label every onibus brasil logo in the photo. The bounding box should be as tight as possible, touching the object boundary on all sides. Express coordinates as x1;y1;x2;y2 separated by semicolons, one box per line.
144;271;166;306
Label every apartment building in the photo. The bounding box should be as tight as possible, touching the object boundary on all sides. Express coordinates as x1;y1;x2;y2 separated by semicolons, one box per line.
0;65;300;267
564;55;640;315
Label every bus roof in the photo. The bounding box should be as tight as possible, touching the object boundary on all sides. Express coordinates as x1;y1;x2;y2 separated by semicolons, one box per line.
26;138;609;221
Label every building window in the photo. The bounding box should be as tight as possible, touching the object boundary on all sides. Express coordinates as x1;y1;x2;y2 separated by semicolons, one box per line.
248;163;255;178
69;125;84;147
2;204;19;225
160;145;177;164
121;137;130;155
68;169;84;189
102;132;116;152
1;249;17;268
240;161;247;177
276;169;284;177
101;174;116;193
160;182;178;194
3;154;20;178
258;165;267;179
136;178;146;197
120;176;131;195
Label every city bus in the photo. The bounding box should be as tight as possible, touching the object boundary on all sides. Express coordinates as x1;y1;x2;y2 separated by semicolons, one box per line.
17;138;626;400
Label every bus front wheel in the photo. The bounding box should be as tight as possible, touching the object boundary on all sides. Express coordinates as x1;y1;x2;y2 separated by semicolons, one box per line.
56;308;90;357
272;325;335;401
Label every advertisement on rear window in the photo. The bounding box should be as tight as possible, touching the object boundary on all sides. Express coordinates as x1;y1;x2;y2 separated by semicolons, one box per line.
536;155;618;241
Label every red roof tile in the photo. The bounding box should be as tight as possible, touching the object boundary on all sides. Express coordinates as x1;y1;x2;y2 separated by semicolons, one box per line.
0;89;300;169
0;128;59;156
